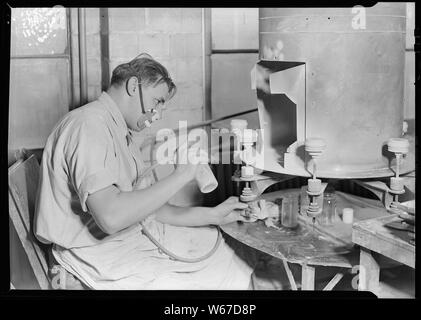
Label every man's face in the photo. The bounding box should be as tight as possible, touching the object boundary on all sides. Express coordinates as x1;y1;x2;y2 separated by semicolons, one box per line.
142;81;170;120
129;81;171;132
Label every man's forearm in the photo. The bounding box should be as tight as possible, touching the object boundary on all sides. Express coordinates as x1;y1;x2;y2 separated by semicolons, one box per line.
87;170;192;233
154;204;215;227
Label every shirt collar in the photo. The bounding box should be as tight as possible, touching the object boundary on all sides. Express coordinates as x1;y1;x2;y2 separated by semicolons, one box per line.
98;92;131;142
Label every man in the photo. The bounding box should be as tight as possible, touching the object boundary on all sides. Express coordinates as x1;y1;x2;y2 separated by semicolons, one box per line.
34;54;257;290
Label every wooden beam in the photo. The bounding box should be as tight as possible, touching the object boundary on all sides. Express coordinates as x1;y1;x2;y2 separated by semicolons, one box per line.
359;247;380;294
99;8;110;92
323;272;344;291
282;260;298;290
301;264;315;290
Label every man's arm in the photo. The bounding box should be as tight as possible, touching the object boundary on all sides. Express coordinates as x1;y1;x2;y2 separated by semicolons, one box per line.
154;204;214;226
85;137;210;235
154;197;249;227
86;168;193;234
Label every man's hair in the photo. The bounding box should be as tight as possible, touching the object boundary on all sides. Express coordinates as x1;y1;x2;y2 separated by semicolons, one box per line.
110;53;177;99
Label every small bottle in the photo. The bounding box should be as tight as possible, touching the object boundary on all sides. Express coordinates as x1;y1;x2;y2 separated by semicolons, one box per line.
342;208;354;224
319;190;337;226
281;195;299;229
299;186;309;216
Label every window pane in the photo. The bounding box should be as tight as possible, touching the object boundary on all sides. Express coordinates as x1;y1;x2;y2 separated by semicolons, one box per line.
9;59;70;149
10;8;68;56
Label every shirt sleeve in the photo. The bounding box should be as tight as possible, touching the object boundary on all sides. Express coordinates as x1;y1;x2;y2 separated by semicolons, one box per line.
64;116;119;212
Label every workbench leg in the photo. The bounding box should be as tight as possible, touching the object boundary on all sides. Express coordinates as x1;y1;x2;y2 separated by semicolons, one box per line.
282;260;298;290
359;247;380;294
323;272;345;291
301;264;315;290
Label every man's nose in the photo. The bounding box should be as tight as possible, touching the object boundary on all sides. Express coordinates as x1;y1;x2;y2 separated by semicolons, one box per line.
157;104;166;118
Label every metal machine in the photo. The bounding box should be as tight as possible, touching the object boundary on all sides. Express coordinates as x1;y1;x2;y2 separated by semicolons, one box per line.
230;3;415;228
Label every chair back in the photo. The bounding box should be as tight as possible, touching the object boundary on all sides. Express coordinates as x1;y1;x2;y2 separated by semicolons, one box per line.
9;154;50;289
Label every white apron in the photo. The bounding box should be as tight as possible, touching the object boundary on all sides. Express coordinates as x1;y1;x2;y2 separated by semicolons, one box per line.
53;169;257;290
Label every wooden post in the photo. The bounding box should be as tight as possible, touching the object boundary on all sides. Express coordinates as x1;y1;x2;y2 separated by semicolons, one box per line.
323;272;344;291
282;260;298;290
359;247;380;294
301;264;315;290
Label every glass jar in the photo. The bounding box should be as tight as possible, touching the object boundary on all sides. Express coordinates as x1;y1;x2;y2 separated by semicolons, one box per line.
318;192;337;226
281;195;299;228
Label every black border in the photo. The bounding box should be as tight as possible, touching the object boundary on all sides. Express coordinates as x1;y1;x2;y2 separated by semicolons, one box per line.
1;0;419;311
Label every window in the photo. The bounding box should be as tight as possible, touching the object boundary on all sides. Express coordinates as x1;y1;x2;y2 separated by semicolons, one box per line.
9;8;72;149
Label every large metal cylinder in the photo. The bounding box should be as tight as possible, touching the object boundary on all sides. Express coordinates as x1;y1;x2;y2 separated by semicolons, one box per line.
257;3;414;178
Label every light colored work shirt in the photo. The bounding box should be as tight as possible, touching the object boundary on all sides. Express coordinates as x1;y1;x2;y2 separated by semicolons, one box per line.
35;91;155;248
34;92;255;289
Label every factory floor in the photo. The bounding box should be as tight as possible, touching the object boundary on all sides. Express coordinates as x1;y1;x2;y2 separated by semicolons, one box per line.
251;252;415;298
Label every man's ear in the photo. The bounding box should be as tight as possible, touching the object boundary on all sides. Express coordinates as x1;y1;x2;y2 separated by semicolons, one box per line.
126;76;138;97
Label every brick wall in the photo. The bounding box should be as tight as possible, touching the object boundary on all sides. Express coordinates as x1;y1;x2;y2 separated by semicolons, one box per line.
108;8;204;131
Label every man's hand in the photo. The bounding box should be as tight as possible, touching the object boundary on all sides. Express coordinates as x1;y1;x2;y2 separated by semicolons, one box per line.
209;196;249;225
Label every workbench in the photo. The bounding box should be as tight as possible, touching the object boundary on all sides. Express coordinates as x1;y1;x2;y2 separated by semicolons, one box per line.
352;213;415;296
220;188;390;291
